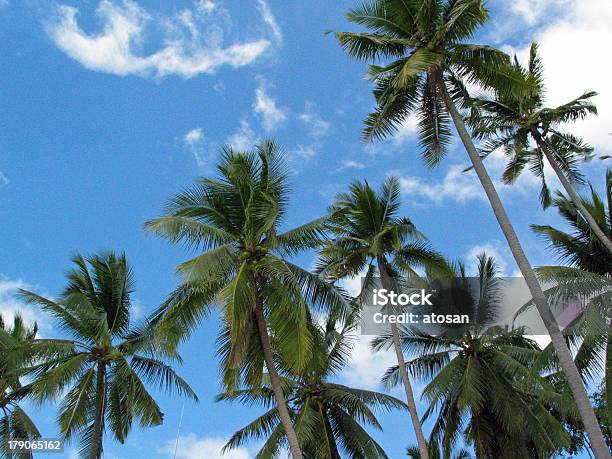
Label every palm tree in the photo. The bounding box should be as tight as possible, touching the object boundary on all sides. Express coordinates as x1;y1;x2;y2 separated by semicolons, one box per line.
219;313;405;458
17;251;197;459
0;315;40;459
318;177;444;459
145;141;348;459
530;173;611;451
469;43;612;254
377;255;576;457
332;1;608;455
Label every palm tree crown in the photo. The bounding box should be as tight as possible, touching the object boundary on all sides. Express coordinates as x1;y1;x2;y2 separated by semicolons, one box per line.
0;315;40;459
219;314;406;459
532;171;612;275
469;42;597;208
376;255;576;458
334;0;522;166
18;251;197;459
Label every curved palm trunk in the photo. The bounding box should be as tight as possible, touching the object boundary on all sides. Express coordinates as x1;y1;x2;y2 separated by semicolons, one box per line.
253;292;303;459
377;256;429;459
437;80;610;459
90;362;106;459
533;131;612;256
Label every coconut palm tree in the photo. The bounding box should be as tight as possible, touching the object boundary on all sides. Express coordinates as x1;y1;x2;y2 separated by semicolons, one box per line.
0;315;40;459
317;177;445;459
377;255;576;457
469;43;612;254
145;141;348;459
219;313;406;458
17;251;197;459
530;173;611;451
332;1;608;455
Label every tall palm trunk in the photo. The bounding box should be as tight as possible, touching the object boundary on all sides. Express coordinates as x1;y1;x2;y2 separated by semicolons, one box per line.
437;79;610;459
377;255;429;459
253;290;303;459
90;361;106;459
532;130;612;255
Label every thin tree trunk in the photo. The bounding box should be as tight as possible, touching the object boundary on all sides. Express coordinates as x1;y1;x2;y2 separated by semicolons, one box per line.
377;256;429;459
534;131;612;255
437;79;610;459
254;291;303;459
90;361;106;459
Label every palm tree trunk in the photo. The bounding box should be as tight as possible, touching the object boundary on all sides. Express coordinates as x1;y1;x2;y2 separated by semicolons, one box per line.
254;291;303;459
437;79;610;459
533;131;612;255
90;361;106;459
377;255;429;459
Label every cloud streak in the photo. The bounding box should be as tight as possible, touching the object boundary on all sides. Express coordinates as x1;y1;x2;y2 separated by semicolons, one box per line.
47;0;278;78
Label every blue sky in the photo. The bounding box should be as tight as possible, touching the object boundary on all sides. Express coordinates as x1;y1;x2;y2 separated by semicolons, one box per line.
1;0;610;457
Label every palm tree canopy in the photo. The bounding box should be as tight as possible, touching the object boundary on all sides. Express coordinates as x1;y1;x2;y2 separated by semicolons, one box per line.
218;314;407;459
0;315;40;459
375;255;577;457
16;251;196;457
532;170;612;274
333;0;527;166
145;141;349;391
469;42;598;207
318;176;445;296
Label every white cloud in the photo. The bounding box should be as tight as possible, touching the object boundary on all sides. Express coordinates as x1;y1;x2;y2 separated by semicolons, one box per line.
300;102;330;139
227;119;257;150
0;278;50;335
182;127;210;167
504;0;612;152
338;159;366;170
253;85;287;132
184;127;203;145
165;434;252;459
397;165;484;204
0;171;8;186
391;115;419;147
47;0;271;78
506;0;571;26
341;332;396;390
292;145;316;160
0;0;9;7
196;0;216;15
466;241;512;277
256;0;282;44
395;146;547;205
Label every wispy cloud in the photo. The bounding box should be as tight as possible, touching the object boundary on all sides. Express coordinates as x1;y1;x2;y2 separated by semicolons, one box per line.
338;159;366;170
300;102;330;139
0;171;8;186
227;119;258;150
182;127;209;167
0;277;51;335
256;0;282;44
164;433;252;459
253;84;287;132
47;0;276;78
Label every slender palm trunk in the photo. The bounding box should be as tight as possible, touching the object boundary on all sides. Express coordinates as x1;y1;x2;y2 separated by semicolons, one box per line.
377;256;429;459
533;131;612;255
253;291;303;459
437;79;610;458
90;361;106;459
